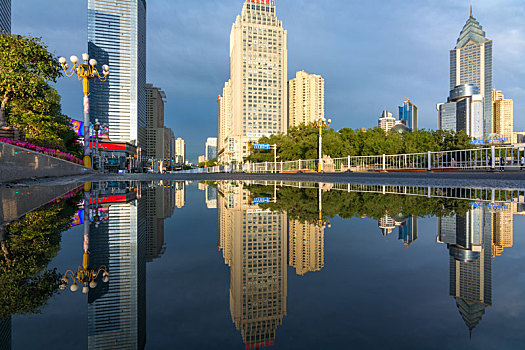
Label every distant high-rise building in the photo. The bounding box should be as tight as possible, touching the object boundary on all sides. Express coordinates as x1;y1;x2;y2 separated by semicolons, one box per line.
175;138;186;164
491;210;513;257
218;80;232;154
437;84;483;139
145;84;173;162
437;207;492;337
198;155;206;164
378;215;396;235
288;220;324;276
398;98;418;131
288;70;325;128
378;110;396;133
227;0;288;163
398;216;418;248
206;186;218;209
205;137;218;161
492;90;513;142
144;186;173;262
450;7;492;138
88;0;147;148
0;0;11;33
175;182;185;209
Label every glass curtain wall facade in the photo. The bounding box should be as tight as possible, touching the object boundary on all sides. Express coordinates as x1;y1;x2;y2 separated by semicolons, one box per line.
88;0;147;148
450;12;492;138
228;0;288;162
0;0;10;33
88;191;146;350
398;99;418;131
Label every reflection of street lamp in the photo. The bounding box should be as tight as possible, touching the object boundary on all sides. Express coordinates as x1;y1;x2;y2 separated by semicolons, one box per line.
60;184;109;293
312;117;331;172
58;54;109;169
60;251;109;293
315;184;331;228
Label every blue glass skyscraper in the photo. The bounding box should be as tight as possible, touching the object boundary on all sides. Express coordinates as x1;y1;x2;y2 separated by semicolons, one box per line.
0;0;11;33
398;98;418;131
88;0;147;148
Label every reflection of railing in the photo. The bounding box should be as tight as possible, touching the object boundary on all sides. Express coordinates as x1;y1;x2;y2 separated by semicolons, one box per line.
244;180;525;204
179;146;525;174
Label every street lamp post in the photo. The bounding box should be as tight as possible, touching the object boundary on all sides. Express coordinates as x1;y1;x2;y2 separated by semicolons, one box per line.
312;117;331;173
58;54;109;169
93;119;101;171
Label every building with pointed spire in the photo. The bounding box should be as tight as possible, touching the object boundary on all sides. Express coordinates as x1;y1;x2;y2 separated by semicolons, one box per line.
450;7;493;138
225;0;288;163
437;206;492;338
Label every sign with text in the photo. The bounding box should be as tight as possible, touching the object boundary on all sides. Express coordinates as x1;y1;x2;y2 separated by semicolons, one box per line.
254;144;270;150
254;197;270;204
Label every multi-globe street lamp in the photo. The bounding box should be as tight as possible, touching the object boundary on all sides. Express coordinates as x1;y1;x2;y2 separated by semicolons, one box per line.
58;54;109;168
312;117;331;173
60;250;109;293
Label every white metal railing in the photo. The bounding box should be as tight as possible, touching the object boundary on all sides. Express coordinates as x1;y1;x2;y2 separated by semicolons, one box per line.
177;145;525;174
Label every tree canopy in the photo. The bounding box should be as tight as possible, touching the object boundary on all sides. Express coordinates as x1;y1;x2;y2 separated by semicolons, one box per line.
246;185;472;223
0;192;80;318
0;33;80;155
244;125;474;163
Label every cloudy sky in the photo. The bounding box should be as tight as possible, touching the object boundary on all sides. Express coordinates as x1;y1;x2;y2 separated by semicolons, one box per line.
12;0;525;162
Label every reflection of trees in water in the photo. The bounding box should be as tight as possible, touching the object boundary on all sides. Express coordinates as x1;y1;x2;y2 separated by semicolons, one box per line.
246;185;472;222
0;193;80;318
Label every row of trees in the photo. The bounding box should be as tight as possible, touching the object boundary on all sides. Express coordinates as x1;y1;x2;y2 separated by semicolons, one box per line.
0;34;81;155
246;185;472;223
245;125;473;163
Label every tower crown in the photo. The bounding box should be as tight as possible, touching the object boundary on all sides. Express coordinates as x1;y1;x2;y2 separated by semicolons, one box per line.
455;11;488;48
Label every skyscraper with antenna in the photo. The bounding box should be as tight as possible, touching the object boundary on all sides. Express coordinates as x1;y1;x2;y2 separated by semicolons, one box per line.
450;6;493;138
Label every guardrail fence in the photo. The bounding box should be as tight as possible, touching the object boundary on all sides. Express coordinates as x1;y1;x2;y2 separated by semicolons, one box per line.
180;145;525;174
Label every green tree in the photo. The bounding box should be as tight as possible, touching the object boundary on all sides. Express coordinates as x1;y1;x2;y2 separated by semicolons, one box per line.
0;193;79;318
0;34;80;155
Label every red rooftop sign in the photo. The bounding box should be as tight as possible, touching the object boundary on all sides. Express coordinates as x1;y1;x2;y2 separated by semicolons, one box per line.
248;0;275;5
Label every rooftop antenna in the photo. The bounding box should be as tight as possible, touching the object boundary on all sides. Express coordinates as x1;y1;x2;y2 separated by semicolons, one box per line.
470;4;473;18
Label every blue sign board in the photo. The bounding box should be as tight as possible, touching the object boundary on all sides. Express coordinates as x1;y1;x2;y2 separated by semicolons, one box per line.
254;197;270;204
254;144;270;150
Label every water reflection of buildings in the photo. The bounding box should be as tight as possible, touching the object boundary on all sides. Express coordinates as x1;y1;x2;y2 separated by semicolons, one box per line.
288;220;324;276
379;214;418;247
438;207;494;337
0;317;10;350
87;182;177;349
218;183;287;348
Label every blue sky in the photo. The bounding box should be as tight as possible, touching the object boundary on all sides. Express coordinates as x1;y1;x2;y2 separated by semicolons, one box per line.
12;0;525;162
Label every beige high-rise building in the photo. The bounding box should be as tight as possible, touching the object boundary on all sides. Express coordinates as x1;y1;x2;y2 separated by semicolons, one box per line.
175;137;186;164
226;0;288;163
288;70;325;127
288;220;324;276
218;182;287;347
492;210;513;257
218;80;232;155
492;90;513;142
